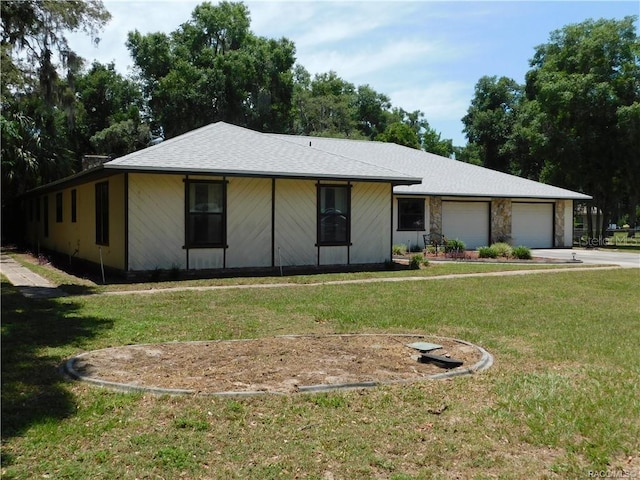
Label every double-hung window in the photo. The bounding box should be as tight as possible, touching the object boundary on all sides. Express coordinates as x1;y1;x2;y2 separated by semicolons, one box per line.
95;182;109;245
186;181;225;247
397;198;425;231
318;185;350;245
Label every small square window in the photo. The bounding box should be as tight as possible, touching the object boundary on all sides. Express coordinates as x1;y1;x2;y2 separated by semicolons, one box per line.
398;198;424;231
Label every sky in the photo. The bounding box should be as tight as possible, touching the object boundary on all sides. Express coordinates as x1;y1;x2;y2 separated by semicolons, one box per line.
67;1;639;146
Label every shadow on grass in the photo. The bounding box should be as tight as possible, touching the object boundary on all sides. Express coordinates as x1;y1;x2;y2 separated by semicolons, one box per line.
1;280;113;444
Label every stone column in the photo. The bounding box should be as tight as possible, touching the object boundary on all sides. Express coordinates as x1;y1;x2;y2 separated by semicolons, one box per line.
491;198;512;244
429;196;442;234
554;200;565;247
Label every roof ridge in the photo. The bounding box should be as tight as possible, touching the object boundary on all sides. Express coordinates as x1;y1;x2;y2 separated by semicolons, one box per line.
271;133;418;180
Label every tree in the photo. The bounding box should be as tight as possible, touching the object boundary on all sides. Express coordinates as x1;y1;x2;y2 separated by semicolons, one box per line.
519;16;639;236
292;68;361;137
376;122;420;149
353;84;391;139
462;75;522;172
127;1;295;139
74;61;146;156
1;0;110;235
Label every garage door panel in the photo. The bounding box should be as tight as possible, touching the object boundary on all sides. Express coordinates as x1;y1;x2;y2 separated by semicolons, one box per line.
442;202;489;249
512;203;553;248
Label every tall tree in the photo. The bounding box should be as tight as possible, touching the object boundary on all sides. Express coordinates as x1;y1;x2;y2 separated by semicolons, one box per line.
1;0;110;230
462;75;522;172
127;1;295;139
74;61;147;156
292;68;361;137
519;16;639;236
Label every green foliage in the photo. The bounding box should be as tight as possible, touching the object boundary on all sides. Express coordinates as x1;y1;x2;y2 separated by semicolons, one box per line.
491;242;513;258
89;120;151;157
127;1;296;138
0;0;111;224
392;244;407;255
2;265;640;478
462;75;523;172
409;253;424;269
376;122;420;149
444;238;466;253
478;246;498;258
511;245;532;259
517;17;640;236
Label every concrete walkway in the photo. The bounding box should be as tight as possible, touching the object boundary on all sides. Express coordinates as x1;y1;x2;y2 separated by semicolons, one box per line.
1;250;626;299
0;253;67;299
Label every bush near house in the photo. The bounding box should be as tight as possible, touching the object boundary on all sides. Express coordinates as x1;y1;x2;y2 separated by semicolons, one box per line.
511;245;532;259
392;244;408;255
478;246;498;258
477;243;530;260
444;238;466;254
409;253;426;269
491;242;513;258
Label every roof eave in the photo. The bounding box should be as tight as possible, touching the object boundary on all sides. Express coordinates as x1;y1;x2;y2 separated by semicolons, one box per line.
104;164;421;184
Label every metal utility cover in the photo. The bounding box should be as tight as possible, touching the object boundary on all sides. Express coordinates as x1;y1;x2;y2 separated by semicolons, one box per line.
406;342;442;352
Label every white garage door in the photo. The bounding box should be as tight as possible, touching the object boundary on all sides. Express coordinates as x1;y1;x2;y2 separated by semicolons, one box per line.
442;201;490;249
512;203;553;248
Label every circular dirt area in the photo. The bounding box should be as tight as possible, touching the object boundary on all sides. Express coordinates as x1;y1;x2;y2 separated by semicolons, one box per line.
65;334;492;395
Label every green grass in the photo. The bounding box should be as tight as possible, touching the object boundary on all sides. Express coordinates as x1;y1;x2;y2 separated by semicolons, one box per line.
2;266;639;479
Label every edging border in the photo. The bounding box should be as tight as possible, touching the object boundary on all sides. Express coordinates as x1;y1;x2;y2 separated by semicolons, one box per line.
61;334;494;397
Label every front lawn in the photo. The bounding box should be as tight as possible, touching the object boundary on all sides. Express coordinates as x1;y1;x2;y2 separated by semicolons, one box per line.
2;267;638;479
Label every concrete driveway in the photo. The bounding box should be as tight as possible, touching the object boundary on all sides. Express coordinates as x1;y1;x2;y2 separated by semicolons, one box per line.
532;248;640;268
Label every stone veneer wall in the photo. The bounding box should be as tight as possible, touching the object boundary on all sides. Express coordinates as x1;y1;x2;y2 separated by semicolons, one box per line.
491;198;512;244
554;200;564;247
429;196;442;234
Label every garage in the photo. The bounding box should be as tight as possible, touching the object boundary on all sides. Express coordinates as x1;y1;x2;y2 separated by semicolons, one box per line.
512;202;553;248
441;201;490;249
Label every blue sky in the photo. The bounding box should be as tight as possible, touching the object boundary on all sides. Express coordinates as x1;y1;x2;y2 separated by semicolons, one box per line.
68;1;639;146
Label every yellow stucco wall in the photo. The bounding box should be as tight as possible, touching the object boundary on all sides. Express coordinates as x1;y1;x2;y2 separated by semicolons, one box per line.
23;174;126;270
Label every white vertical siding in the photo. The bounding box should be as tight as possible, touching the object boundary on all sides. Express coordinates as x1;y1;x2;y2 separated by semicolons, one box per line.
188;249;224;269
274;179;317;266
319;246;348;265
351;182;392;263
226;177;272;268
128;173;185;271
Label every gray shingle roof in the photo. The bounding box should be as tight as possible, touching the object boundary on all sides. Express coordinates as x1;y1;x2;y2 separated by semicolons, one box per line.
104;122;420;184
272;135;591;200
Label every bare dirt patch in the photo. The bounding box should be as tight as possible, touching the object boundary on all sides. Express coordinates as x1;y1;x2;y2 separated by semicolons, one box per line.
68;334;487;394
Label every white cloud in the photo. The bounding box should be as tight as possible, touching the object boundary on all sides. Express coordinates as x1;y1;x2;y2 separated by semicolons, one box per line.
301;38;441;80
389;81;472;144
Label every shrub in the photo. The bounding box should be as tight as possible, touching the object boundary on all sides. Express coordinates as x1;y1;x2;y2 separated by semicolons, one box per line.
392;244;407;255
409;253;424;269
511;245;532;259
478;246;498;258
491;242;512;258
425;244;437;255
444;238;466;253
